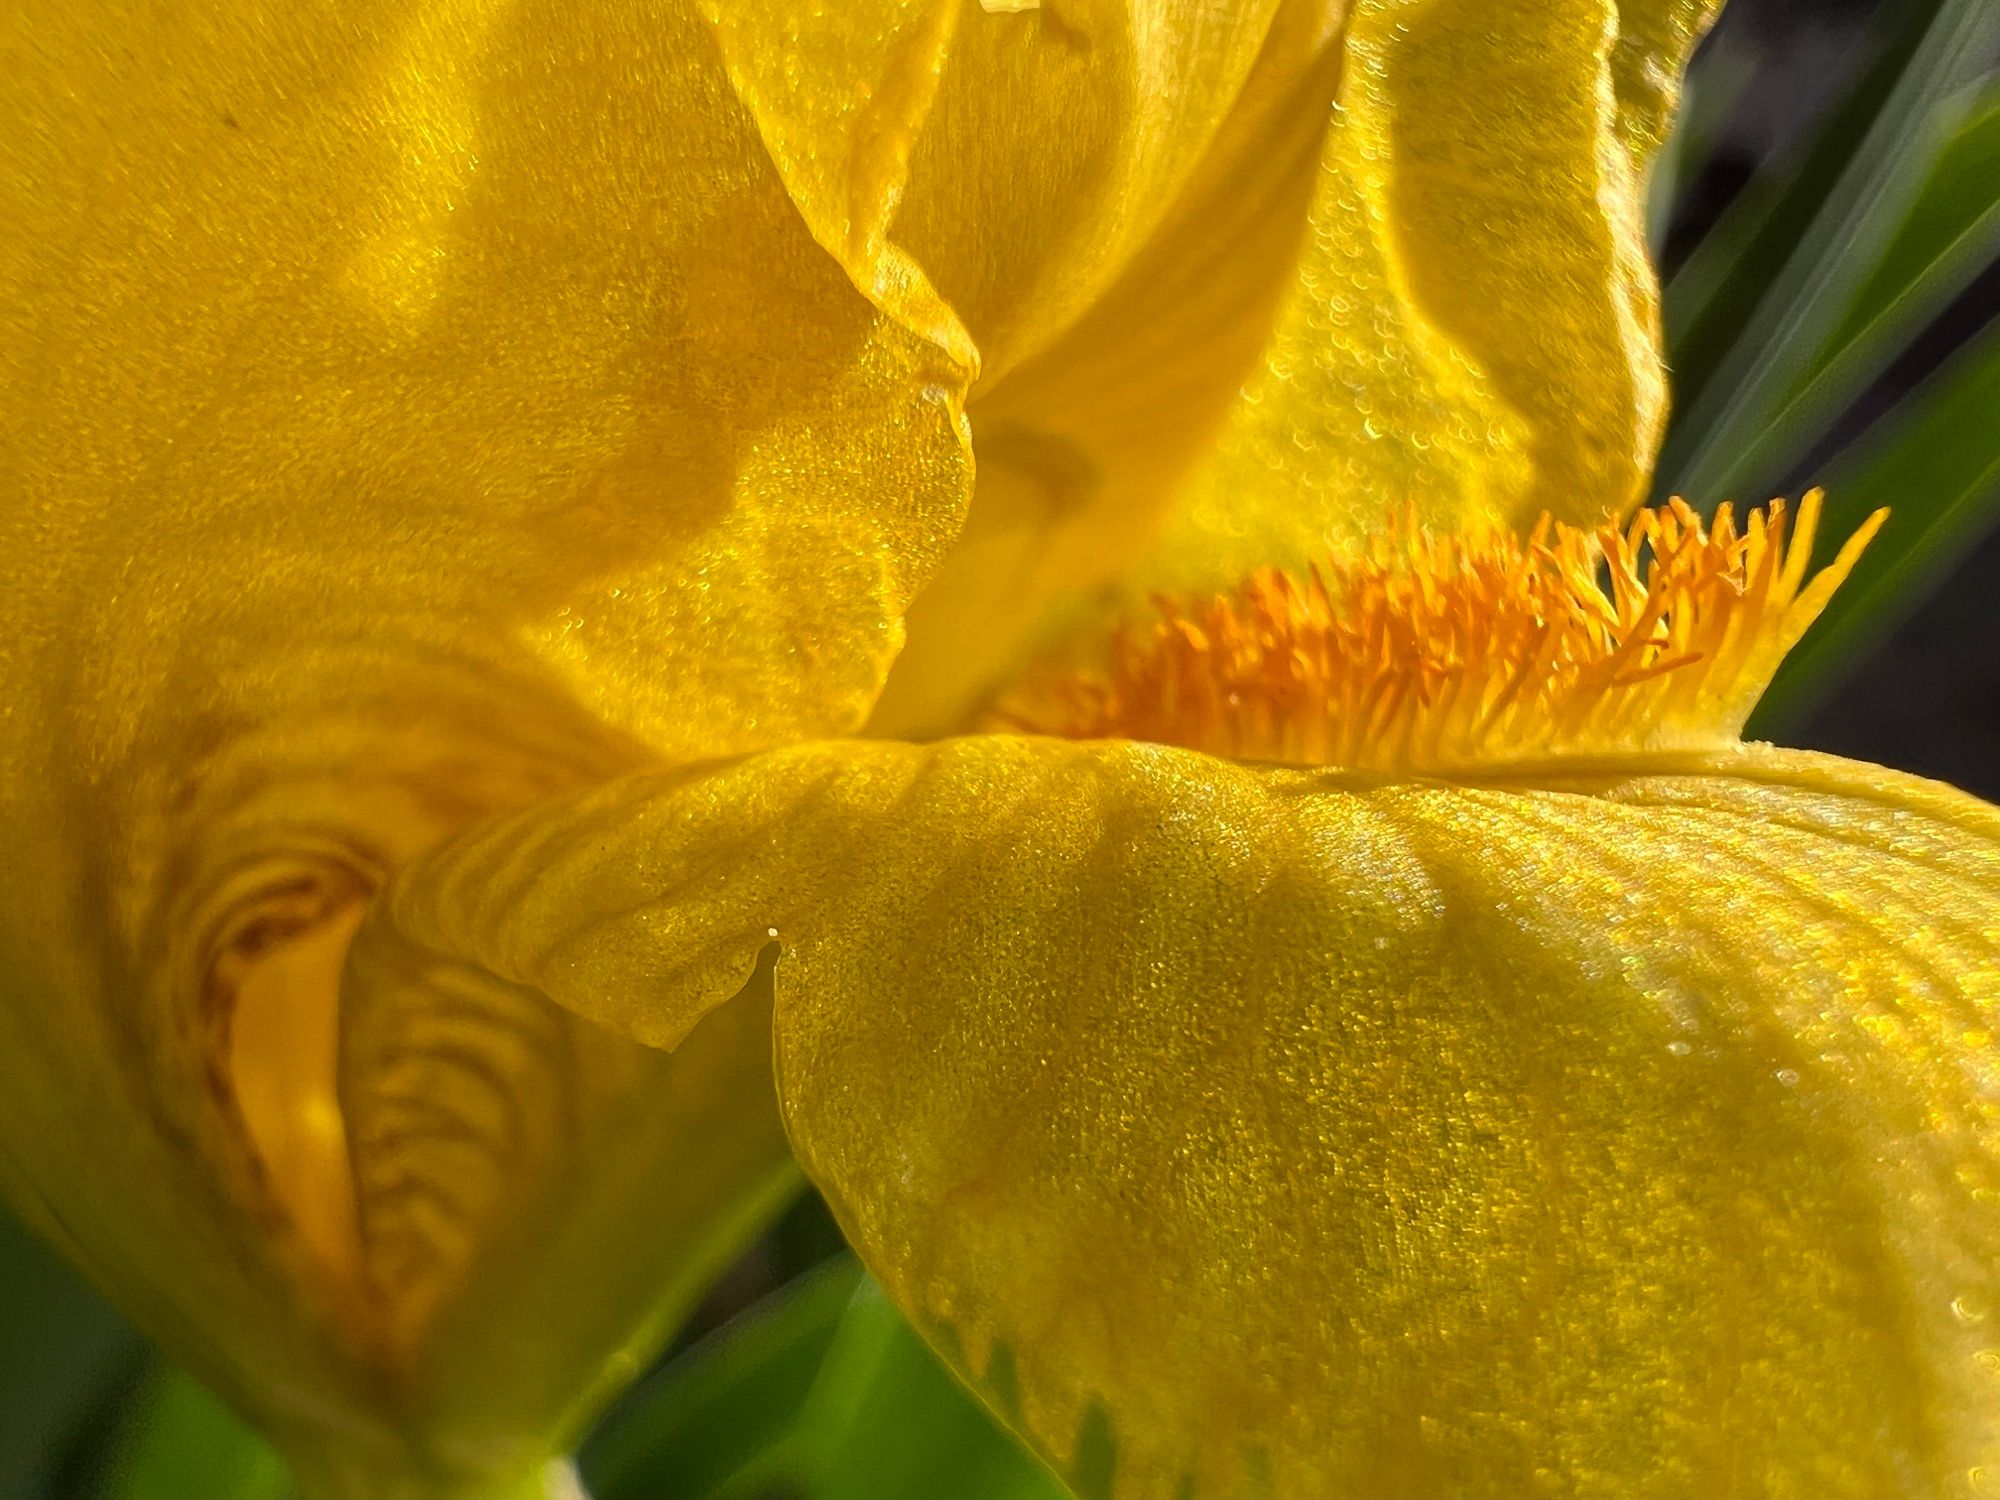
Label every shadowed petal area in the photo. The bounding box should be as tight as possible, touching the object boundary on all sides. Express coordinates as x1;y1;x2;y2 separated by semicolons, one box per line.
871;0;1723;736
358;735;2000;1499
0;0;967;1475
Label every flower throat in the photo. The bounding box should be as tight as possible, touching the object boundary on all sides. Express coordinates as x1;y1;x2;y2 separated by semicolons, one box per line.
1005;495;1884;773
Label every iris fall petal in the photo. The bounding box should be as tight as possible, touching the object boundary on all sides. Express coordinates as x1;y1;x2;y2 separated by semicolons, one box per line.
354;734;2000;1499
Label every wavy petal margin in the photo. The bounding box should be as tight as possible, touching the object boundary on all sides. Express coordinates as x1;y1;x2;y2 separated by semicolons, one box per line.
0;0;966;1473
360;735;2000;1498
1147;0;1724;589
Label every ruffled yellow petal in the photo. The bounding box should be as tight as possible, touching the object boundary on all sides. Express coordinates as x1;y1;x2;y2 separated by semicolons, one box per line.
888;0;1297;387
872;0;1722;735
872;0;1353;735
699;0;1312;389
357;735;2000;1498
0;0;960;1478
2;2;971;766
691;1;974;373
1147;0;1722;590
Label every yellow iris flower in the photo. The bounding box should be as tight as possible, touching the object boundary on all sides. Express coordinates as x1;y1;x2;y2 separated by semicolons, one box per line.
6;1;1998;1498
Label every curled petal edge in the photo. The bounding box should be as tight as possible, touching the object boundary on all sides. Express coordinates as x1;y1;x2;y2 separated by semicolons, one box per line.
353;735;2000;1498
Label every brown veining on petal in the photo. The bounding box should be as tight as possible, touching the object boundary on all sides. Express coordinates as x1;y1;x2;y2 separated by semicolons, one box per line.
341;937;579;1356
147;641;653;1378
209;858;377;1292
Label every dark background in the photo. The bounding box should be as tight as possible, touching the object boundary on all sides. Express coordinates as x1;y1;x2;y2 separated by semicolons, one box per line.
1677;0;2000;796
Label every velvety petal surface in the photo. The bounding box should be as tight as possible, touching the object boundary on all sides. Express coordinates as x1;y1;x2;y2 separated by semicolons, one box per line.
874;0;1722;735
1146;0;1723;590
872;0;1353;735
359;736;2000;1499
0;0;965;1478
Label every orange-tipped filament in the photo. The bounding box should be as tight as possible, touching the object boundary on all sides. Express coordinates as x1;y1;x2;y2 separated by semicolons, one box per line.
1004;494;1885;772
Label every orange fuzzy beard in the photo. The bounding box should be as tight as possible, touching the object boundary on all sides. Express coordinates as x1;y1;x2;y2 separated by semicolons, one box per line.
1002;494;1885;772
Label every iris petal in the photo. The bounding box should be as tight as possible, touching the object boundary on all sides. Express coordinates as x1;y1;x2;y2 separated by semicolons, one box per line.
873;0;1353;735
361;735;2000;1498
874;0;1722;735
890;0;1295;386
0;0;961;1468
1147;0;1723;590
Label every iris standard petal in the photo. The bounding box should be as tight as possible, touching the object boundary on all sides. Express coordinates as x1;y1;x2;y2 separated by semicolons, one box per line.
887;0;1295;387
690;0;974;374
0;0;964;1478
871;0;1721;736
1146;0;1722;589
357;735;2000;1499
871;0;1353;736
698;0;1308;392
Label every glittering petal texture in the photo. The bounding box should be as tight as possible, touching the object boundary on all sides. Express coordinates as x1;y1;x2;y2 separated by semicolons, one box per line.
0;0;965;1478
872;0;1355;735
874;0;1723;735
699;0;1358;738
357;736;2000;1499
1146;0;1723;593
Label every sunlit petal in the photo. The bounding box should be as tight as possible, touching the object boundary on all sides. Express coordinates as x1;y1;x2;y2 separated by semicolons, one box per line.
890;0;1295;386
873;0;1722;735
1148;0;1723;590
0;0;964;1475
363;735;2000;1497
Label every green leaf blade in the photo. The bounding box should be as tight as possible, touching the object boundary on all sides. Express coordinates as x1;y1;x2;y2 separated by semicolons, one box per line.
1752;318;2000;735
1661;0;2000;503
103;1369;290;1500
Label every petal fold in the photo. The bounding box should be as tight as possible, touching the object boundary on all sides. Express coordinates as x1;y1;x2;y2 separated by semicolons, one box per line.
872;0;1353;734
0;0;959;1466
361;736;2000;1498
888;0;1295;385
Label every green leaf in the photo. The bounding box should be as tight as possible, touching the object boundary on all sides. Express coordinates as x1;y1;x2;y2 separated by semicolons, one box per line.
788;1280;1068;1500
582;1257;863;1500
584;1260;1068;1500
103;1367;291;1500
1822;82;2000;360
1660;0;2000;502
1681;79;2000;501
0;1206;144;1499
1662;2;1952;425
1750;317;2000;735
1646;37;1755;258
